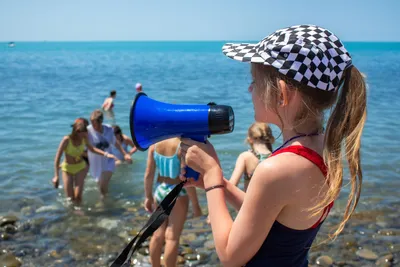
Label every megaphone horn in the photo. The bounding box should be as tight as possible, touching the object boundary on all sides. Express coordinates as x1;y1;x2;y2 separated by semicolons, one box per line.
130;92;235;180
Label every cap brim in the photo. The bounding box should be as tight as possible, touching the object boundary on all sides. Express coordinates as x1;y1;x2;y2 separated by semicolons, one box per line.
222;43;265;64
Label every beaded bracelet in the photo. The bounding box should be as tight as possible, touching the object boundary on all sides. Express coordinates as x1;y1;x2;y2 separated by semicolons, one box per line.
205;184;225;192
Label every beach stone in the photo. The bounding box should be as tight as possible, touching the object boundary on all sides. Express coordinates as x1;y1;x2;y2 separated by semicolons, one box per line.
389;243;400;253
378;228;400;236
0;215;19;227
126;207;138;212
129;229;140;236
375;254;393;266
160;254;185;265
36;205;60;213
142;240;150;248
139;247;149;256
315;255;333;266
343;235;358;249
49;250;62;259
20;206;34;216
0;253;22;267
204;240;215;250
356;248;378;260
184;253;198;261
195;247;208;254
334;260;348;266
196;252;207;261
180;246;193;255
181;233;197;243
1;233;10;240
98;218;119;230
376;221;389;228
177;255;185;264
191;221;205;229
4;225;17;234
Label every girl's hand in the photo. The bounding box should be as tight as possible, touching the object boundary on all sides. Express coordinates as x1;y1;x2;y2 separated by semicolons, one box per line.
124;154;132;163
179;167;206;189
52;176;59;189
144;197;154;213
106;153;117;160
180;138;223;187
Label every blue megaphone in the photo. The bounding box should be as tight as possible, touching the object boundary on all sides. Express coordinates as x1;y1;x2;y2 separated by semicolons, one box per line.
130;92;235;180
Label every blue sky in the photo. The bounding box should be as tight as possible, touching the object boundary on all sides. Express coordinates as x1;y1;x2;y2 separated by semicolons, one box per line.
1;0;399;42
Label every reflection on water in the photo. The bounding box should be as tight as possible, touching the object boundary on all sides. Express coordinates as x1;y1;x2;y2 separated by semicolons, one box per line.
104;110;117;126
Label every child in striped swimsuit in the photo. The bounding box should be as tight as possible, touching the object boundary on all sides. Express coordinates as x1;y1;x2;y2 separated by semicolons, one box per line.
143;137;199;267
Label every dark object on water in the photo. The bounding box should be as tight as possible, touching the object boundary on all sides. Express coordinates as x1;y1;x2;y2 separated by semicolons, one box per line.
8;42;15;48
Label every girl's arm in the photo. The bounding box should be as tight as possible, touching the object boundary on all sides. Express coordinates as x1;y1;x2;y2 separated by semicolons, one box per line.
85;137;116;159
144;145;156;211
54;137;69;177
101;99;108;109
123;134;138;155
205;156;290;267
222;177;246;211
228;152;246;186
115;138;131;160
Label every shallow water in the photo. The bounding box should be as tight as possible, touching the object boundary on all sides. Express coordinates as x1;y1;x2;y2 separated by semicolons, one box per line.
0;41;400;266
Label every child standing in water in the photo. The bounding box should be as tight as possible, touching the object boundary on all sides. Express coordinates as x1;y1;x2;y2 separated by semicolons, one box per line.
52;118;117;205
87;110;131;200
180;24;367;266
112;125;136;166
102;90;117;112
143;137;202;267
102;90;117;125
229;122;275;192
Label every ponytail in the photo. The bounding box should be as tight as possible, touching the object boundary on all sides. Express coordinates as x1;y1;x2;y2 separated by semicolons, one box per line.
313;66;367;239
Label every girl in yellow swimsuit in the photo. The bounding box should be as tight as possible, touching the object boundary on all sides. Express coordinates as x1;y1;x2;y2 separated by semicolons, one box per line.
52;118;117;205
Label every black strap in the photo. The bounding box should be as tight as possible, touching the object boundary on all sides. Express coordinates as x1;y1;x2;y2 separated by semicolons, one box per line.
110;181;186;267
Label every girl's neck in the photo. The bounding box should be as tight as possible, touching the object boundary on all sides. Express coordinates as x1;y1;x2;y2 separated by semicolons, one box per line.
70;134;82;143
94;125;103;133
252;142;271;154
281;121;322;142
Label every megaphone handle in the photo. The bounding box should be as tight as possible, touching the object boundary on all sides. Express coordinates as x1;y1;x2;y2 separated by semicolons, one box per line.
182;135;207;181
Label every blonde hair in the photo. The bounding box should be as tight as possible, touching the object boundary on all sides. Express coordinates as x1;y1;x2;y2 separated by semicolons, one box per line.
251;64;367;240
246;122;275;151
90;109;104;123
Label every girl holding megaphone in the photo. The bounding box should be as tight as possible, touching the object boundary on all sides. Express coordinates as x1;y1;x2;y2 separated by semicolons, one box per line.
180;24;367;267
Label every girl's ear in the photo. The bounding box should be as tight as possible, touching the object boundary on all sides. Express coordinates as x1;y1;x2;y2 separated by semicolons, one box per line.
278;80;289;107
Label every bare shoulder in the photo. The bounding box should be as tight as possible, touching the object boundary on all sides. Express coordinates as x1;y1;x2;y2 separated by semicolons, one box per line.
122;134;130;141
252;154;306;189
59;136;70;148
254;152;323;195
239;150;254;160
251;156;289;185
148;144;155;153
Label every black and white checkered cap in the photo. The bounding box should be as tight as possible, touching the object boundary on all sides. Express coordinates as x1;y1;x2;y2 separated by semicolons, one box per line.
222;24;352;91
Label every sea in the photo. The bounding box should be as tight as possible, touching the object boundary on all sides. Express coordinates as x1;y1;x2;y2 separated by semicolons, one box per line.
0;41;399;266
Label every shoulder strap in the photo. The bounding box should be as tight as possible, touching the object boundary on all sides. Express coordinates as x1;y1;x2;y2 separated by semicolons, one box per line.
272;145;327;177
272;145;334;228
175;143;181;154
